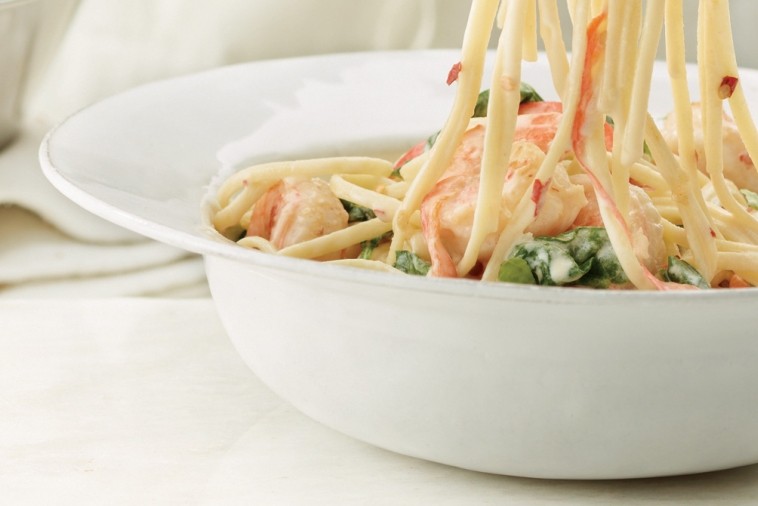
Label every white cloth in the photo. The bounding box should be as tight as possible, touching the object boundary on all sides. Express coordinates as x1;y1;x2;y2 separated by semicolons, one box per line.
0;0;470;297
4;298;758;504
24;0;471;125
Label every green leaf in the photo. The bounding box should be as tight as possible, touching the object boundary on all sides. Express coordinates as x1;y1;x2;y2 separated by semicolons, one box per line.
740;189;758;210
519;81;544;104
643;141;653;160
505;227;629;288
578;239;628;288
358;238;380;260
472;83;544;119
426;130;441;149
393;250;431;276
498;257;536;284
340;199;376;223
473;89;490;118
662;257;710;289
235;228;247;241
509;240;592;286
358;231;392;260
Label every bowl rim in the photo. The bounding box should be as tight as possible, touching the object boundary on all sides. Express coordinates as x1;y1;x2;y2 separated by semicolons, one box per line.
37;50;758;305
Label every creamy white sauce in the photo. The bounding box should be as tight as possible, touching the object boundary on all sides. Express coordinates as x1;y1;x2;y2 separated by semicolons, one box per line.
549;253;575;282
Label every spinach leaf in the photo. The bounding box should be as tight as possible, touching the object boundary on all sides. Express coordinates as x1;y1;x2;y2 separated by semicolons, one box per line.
498;257;536;285
358;231;392;260
662;257;710;289
577;238;628;288
473;89;490;118
508;239;592;286
740;188;758;210
393;250;431;276
426;130;441;149
340;199;376;223
504;227;629;288
519;81;544;104
471;83;544;119
643;141;653;160
505;230;710;289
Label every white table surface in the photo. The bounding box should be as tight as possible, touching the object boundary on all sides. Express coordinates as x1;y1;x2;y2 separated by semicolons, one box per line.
3;298;758;505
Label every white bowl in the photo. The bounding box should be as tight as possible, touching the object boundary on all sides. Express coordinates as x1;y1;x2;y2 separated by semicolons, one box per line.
40;50;758;479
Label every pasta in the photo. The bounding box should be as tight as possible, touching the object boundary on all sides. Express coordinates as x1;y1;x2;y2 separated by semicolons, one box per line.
210;0;758;290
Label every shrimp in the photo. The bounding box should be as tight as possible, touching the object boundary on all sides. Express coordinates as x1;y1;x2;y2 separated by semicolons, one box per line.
247;176;348;259
713;271;752;288
517;101;614;152
661;103;758;193
421;131;588;278
392;100;610;177
569;173;603;228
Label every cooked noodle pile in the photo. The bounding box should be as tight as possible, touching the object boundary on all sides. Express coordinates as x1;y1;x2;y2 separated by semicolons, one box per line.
211;0;758;290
